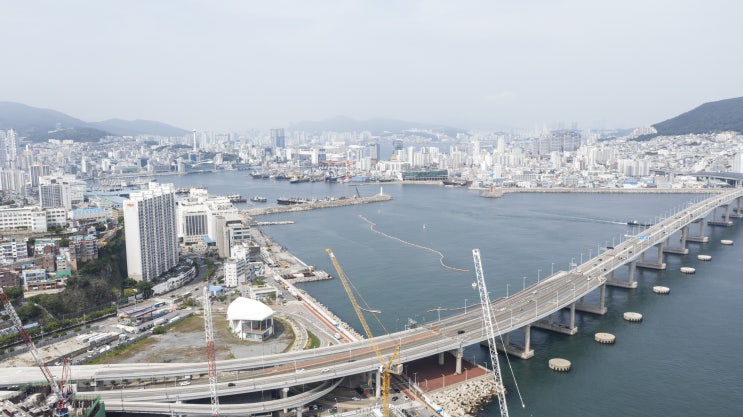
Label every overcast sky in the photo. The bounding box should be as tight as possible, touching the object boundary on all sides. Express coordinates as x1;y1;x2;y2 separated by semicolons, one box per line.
2;1;742;132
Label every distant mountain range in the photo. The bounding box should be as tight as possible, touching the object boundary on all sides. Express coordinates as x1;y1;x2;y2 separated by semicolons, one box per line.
290;115;467;137
0;101;190;141
652;96;743;136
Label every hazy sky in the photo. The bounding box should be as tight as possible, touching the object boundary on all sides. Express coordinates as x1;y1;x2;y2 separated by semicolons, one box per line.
2;1;742;132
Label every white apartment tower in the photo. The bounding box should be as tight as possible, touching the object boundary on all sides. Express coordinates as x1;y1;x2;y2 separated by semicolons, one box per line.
124;183;179;282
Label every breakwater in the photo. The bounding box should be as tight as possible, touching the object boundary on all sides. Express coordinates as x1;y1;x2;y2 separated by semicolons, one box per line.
244;193;392;216
430;375;500;417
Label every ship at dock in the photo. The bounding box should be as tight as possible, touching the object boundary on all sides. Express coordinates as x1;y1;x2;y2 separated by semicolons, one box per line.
276;197;314;205
250;196;268;203
224;194;247;203
442;179;472;187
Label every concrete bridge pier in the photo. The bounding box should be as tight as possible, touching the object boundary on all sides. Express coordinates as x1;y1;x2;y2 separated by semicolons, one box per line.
575;282;607;315
663;225;689;254
732;197;743;218
534;303;578;335
438;351;445;365
482;326;534;359
282;387;289;413
375;369;381;398
607;261;638;288
453;347;464;374
687;218;709;242
296;407;302;417
709;204;734;226
637;243;666;270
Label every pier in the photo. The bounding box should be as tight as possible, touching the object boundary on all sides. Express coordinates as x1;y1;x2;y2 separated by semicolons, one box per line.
244;193;392;216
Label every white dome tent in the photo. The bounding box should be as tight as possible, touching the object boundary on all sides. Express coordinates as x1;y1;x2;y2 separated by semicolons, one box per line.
226;297;274;341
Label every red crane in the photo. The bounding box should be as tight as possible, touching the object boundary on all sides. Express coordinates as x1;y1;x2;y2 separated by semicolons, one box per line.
0;287;69;417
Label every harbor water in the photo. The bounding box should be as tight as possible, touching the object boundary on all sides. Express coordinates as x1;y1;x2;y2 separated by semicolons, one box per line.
159;171;743;417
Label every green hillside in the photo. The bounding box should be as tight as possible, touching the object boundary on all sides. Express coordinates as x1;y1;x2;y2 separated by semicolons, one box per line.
653;96;743;135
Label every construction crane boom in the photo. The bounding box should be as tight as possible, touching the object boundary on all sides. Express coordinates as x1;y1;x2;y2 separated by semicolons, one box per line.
326;249;400;417
472;249;509;417
0;287;69;417
203;287;220;417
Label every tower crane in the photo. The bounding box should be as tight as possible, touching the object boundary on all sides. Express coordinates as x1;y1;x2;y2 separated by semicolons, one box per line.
471;249;510;417
203;286;220;417
0;287;69;417
326;249;401;417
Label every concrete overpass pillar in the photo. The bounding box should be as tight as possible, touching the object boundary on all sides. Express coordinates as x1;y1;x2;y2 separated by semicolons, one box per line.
569;302;576;329
628;261;636;286
375;369;381;398
282;387;289;413
454;347;464;375
296;407;302;417
724;204;730;222
523;325;531;353
599;283;606;310
438;352;445;365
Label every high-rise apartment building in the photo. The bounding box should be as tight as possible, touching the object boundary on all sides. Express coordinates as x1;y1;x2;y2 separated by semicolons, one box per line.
270;128;285;149
123;183;179;282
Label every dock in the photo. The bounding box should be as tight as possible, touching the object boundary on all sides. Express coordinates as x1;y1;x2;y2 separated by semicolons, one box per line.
244;194;392;216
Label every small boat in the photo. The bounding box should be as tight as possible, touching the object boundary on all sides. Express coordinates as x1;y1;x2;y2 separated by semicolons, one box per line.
250;196;268;203
627;220;652;227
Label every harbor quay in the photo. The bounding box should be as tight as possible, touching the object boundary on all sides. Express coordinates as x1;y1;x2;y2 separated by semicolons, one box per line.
245;193;392;217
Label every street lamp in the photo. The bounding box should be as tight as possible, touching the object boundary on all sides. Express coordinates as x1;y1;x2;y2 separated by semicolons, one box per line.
464;298;467;314
551;262;555;275
506;283;509;298
441;373;445;387
537;269;541;283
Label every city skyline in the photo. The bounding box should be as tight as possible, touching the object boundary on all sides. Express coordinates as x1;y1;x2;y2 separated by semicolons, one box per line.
2;1;743;132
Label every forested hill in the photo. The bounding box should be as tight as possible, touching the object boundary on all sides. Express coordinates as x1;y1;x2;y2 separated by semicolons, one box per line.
653;96;743;135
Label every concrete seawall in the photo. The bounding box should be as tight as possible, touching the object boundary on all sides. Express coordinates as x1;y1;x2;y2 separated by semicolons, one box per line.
245;194;392;217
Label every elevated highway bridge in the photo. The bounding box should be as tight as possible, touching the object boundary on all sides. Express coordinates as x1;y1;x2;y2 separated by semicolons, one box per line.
3;188;742;416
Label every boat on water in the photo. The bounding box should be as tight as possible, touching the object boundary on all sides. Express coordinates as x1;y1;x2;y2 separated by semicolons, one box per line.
289;176;311;184
250;172;269;179
442;179;472;187
250;196;268;203
627;220;652;227
277;197;313;205
225;194;247;203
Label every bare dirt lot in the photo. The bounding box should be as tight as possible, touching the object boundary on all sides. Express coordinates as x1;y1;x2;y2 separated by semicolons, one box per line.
92;314;292;364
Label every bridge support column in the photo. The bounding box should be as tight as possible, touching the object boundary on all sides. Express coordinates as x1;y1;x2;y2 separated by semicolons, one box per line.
282;387;289;413
534;305;578;335
687;218;709;242
489;329;534;359
438;352;445;366
569;302;576;329
732;197;743;218
663;225;689;255
575;282;608;315
607;261;638;288
637;243;666;270
710;205;734;226
375;369;381;398
523;325;532;353
454;347;464;375
296;408;302;417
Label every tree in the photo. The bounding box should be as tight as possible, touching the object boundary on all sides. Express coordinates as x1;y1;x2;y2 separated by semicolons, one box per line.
135;281;155;299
